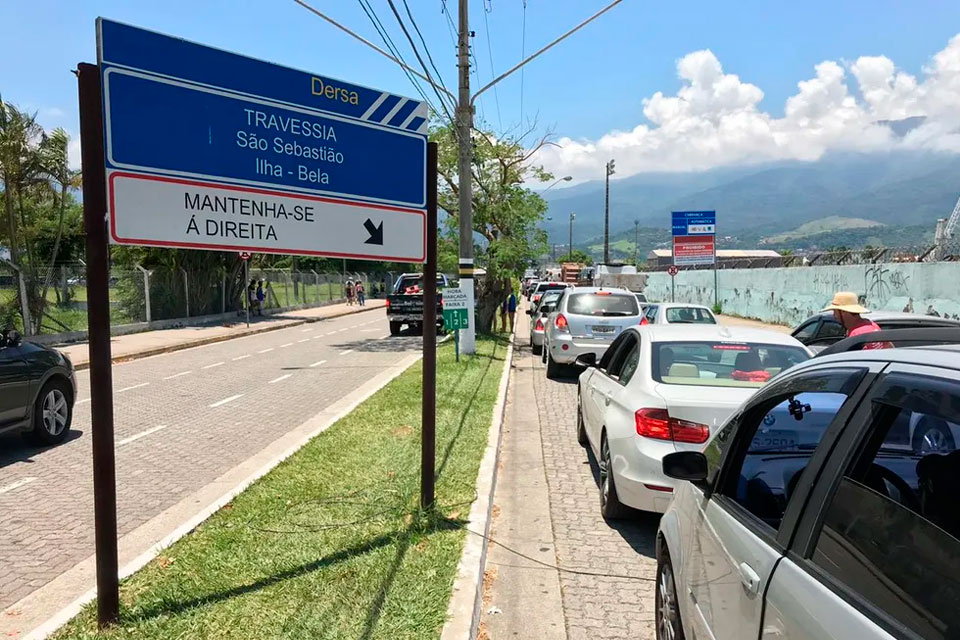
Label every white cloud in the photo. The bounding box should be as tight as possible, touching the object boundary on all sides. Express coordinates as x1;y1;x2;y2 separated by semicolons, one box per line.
67;136;82;170
536;35;960;182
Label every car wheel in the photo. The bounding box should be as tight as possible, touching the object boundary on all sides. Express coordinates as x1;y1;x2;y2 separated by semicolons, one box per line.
656;546;686;640
912;418;956;454
32;380;72;446
599;435;629;520
389;321;402;336
576;393;589;447
546;352;563;380
541;345;547;364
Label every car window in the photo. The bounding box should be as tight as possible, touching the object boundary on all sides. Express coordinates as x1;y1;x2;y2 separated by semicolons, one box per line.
665;307;716;324
793;320;820;342
652;341;810;388
567;293;639;316
598;332;632;372
717;369;866;532
605;334;639;380
617;342;641;385
644;305;659;322
815;319;846;341
810;372;960;640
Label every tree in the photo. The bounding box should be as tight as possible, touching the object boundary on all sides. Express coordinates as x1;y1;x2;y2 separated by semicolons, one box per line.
433;123;551;332
562;249;592;265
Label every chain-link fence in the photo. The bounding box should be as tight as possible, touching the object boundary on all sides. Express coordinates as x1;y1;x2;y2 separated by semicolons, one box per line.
645;240;960;272
0;262;406;337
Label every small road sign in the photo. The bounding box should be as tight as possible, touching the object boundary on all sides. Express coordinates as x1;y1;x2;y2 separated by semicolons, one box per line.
671;211;716;266
98;19;427;263
667;265;678;277
442;287;469;330
239;251;252;261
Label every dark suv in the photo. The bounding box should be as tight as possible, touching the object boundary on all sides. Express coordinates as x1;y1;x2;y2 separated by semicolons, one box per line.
0;328;77;445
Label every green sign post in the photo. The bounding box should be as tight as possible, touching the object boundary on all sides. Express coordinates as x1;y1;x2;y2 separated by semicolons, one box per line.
442;287;469;361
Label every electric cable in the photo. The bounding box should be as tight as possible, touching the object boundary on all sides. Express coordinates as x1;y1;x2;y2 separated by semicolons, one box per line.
481;0;503;130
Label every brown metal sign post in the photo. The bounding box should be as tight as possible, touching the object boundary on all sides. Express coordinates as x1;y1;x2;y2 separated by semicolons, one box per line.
421;142;438;511
77;62;120;628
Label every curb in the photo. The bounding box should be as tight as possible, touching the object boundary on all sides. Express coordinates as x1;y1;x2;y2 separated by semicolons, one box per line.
70;304;384;371
440;333;515;640
8;351;423;640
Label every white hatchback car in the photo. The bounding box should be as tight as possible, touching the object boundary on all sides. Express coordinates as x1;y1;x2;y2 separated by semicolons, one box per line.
655;339;960;640
576;325;810;518
642;303;717;325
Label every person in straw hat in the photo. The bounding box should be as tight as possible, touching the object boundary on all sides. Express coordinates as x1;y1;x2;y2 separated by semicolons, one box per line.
822;291;891;350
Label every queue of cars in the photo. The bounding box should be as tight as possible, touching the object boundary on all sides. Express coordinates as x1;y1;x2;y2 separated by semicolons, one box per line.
524;286;960;640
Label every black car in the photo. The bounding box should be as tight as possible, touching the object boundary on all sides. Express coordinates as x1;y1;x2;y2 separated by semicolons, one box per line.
791;311;960;352
0;328;77;445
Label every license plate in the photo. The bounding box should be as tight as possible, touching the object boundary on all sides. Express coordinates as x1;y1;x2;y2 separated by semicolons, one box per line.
751;431;798;450
592;325;616;334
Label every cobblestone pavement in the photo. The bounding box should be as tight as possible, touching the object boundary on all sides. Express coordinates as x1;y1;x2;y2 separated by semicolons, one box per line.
0;312;421;610
529;346;660;640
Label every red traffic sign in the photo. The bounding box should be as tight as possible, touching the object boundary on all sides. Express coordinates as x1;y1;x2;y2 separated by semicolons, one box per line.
239;251;252;261
667;265;679;277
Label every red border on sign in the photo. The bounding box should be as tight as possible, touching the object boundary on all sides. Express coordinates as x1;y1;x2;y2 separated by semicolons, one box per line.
108;171;427;263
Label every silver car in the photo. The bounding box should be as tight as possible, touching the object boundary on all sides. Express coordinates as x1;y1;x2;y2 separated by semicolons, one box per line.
543;287;641;379
655;342;960;640
528;289;562;356
643;302;717;325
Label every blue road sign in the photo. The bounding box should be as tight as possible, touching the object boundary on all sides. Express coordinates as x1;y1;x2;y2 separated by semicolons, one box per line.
672;211;716;236
97;18;428;262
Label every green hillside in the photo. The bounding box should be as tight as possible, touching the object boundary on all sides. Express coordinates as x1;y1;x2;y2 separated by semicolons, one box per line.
763;216;884;243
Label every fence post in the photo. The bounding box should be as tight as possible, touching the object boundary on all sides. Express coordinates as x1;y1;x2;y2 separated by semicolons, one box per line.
221;271;227;314
310;270;319;305
180;267;189;318
135;264;151;324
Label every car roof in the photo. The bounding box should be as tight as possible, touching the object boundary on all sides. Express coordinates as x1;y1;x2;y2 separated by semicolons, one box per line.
566;286;633;295
808;310;960;324
654;302;712;311
632;324;807;347
793;344;960;371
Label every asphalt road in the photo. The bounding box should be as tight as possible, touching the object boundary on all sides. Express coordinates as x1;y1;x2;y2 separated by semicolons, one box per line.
0;311;423;610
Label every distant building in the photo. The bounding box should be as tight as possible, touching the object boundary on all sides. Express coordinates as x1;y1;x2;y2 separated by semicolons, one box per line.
646;248;783;269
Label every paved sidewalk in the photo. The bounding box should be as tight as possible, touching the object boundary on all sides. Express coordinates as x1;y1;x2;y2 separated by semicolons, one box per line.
717;313;791;333
57;300;385;368
481;309;658;640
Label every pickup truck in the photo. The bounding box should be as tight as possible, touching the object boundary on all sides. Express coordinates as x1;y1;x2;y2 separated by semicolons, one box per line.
386;273;449;336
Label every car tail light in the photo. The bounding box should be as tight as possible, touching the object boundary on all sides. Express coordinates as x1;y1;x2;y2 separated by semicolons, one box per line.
535;318;544;331
385;298;391;308
555;314;569;332
639;316;648;325
635;408;709;444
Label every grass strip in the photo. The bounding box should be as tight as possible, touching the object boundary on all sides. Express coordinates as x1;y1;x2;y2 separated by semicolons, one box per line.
55;335;507;640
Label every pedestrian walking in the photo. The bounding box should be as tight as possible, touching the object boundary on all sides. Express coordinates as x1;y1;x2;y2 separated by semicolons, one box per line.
356;281;365;306
822;291;892;349
499;296;507;333
507;287;517;333
247;279;258;316
345;280;355;306
256;280;265;316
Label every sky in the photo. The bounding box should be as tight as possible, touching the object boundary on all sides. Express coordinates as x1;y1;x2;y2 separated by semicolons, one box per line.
3;0;960;183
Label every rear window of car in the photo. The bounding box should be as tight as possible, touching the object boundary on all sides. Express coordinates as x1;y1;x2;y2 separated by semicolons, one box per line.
665;307;716;324
652;341;809;388
567;293;639;316
536;283;567;293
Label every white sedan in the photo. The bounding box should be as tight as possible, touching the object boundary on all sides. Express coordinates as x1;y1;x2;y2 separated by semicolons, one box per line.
575;324;810;518
642;303;716;325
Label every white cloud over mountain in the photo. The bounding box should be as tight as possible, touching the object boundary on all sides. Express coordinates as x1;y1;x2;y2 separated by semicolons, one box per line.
536;34;960;182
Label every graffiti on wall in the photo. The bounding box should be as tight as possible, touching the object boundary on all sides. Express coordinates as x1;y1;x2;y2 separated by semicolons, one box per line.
864;264;910;305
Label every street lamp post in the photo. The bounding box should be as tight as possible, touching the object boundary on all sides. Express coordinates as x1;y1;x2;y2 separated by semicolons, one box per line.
543;175;573;193
604;159;615;265
633;219;639;265
568;212;576;261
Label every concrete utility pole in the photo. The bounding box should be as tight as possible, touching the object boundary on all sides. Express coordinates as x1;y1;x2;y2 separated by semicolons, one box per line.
457;0;477;355
603;159;615;264
633;219;639;265
568;212;576;260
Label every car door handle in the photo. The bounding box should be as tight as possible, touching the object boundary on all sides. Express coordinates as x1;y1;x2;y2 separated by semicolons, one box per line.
602;393;612;405
738;562;761;595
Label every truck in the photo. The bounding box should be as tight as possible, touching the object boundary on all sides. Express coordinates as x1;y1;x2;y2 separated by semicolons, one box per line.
385;272;449;336
560;262;583;284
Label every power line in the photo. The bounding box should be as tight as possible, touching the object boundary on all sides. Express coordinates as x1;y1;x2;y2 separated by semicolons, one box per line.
356;0;441;118
481;0;503;130
401;0;453;105
385;0;457;124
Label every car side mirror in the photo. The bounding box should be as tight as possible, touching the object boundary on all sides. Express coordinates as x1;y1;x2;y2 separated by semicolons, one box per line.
662;451;708;483
574;352;597;367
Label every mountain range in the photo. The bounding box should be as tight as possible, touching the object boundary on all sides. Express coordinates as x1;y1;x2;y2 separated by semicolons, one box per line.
542;151;960;254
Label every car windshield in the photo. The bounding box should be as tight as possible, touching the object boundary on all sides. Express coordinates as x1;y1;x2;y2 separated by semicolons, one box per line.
536;283;567;294
665;307;715;324
567;293;639;316
653;341;810;388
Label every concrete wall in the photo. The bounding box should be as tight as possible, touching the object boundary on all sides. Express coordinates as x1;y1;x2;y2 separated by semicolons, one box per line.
645;262;960;326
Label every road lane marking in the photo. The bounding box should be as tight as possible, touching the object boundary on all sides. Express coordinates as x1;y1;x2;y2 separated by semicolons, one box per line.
0;478;36;495
232;354;251;361
269;374;292;384
338;328;349;332
309;360;327;368
298;338;310;343
361;328;380;332
76;398;91;405
301;327;314;332
279;343;293;348
325;332;336;336
210;394;244;408
312;335;324;340
257;348;274;354
163;371;192;380
118;425;168;446
117;382;149;393
339;349;354;356
202;362;224;370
